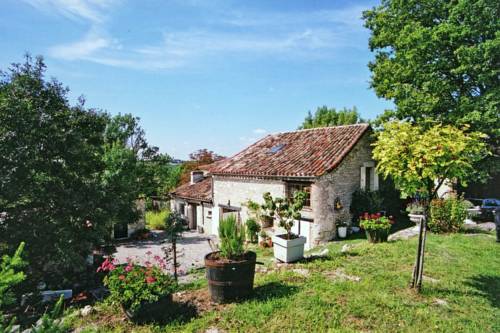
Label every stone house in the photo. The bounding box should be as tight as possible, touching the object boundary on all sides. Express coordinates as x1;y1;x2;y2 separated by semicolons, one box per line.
170;124;378;249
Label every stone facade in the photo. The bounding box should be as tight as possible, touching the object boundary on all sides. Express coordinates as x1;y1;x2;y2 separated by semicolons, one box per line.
311;133;376;245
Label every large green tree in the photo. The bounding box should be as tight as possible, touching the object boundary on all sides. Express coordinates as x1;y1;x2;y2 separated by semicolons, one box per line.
364;0;499;161
373;121;490;291
299;106;365;129
0;56;111;287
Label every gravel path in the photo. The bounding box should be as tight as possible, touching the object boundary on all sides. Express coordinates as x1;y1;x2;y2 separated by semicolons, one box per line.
114;230;216;278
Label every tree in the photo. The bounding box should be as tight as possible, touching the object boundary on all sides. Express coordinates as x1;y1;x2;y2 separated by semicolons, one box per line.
299;106;365;129
363;0;500;165
179;149;225;184
0;55;111;287
373;121;490;291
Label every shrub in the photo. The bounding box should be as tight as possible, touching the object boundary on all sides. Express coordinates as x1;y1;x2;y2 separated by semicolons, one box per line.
145;210;171;230
98;255;176;313
359;212;394;231
245;219;261;243
0;243;26;331
350;189;384;222
428;196;469;233
218;216;245;259
406;202;425;215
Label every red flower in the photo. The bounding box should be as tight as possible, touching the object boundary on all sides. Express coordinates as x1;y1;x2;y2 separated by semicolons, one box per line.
145;276;156;284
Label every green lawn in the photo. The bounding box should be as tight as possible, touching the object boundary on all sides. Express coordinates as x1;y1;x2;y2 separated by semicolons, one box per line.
68;232;499;332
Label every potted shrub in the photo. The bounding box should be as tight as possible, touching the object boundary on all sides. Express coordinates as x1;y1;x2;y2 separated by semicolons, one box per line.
359;212;394;243
267;191;307;263
406;202;425;224
245;218;261;243
335;210;350;239
205;215;256;303
98;255;176;322
260;193;276;228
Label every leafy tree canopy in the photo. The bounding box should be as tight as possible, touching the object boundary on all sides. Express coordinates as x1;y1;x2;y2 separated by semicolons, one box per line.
179;149;225;184
299;106;365;129
364;0;500;152
373;122;490;198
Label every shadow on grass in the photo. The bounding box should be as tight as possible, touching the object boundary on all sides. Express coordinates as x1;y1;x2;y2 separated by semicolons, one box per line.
251;281;299;302
466;274;500;308
132;301;198;325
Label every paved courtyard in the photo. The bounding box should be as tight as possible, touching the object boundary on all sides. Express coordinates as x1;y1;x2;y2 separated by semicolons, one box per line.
114;230;216;279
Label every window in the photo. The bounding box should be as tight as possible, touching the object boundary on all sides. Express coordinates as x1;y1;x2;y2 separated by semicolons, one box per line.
287;183;312;208
178;203;185;216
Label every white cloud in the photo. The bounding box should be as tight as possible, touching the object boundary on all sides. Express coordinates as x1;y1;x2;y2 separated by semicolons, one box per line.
49;30;110;60
253;128;267;134
21;0;118;23
37;2;369;70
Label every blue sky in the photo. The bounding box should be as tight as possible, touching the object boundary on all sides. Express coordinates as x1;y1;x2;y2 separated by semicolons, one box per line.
0;0;392;159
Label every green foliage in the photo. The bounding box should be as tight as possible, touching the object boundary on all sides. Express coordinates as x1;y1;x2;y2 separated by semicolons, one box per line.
0;55;112;287
299;106;365;129
30;296;67;333
218;216;245;259
101;258;176;313
0;243;26;309
373;122;490;198
164;212;185;241
350;189;384;222
245;219;261;243
428;196;469;233
263;191;306;239
146;210;171;230
359;213;393;231
363;0;500;164
406;202;425;215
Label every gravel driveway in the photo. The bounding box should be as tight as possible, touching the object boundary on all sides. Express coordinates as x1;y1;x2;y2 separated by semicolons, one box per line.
114;230;216;279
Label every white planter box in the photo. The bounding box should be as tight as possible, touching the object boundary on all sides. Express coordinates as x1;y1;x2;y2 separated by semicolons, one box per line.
272;235;306;263
338;227;347;239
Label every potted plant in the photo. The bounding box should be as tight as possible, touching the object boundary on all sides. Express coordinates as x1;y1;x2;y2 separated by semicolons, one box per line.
335;211;350;239
406;201;425;224
98;255;176;322
359;212;394;243
245;218;261;243
205;215;257;303
266;191;307;263
260;193;276;228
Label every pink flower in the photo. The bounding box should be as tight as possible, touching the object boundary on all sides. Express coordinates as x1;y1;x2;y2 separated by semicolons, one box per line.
145;276;156;284
145;261;152;267
125;265;133;272
119;275;125;280
146;251;153;256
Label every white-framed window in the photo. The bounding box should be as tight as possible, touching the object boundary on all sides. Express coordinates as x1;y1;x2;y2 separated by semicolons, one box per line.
360;162;379;191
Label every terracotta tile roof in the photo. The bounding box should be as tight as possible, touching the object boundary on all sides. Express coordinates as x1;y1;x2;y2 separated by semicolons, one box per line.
210;124;370;178
170;177;212;202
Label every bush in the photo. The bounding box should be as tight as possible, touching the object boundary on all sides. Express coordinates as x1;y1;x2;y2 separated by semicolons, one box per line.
145;210;171;230
245;219;261;243
350;189;383;222
99;256;176;313
218;216;245;259
428;196;469;233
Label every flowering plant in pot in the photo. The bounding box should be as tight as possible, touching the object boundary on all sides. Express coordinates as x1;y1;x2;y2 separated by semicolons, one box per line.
98;255;176;322
265;191;307;263
359;212;394;243
205;215;256;303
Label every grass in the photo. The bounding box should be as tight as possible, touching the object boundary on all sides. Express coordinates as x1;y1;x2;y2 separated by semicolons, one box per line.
67;232;499;332
145;210;170;230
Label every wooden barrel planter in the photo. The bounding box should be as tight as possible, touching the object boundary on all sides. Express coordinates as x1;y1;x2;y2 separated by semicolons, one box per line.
365;229;389;243
205;251;257;303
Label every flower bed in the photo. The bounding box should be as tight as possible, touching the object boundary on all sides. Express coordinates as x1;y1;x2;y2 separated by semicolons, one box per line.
97;255;177;322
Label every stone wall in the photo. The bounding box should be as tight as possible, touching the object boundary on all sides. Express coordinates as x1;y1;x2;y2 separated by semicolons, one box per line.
311;133;375;245
212;176;286;235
